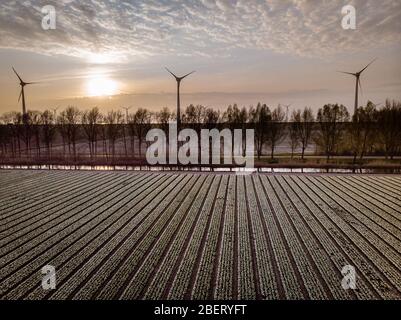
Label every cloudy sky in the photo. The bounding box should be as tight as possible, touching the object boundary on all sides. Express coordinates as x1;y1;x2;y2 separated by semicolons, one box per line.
0;0;400;114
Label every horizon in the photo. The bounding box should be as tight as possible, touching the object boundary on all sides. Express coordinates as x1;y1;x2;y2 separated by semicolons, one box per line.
1;0;401;114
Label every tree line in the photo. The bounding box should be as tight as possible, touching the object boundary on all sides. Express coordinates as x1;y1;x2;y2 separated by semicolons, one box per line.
0;100;400;163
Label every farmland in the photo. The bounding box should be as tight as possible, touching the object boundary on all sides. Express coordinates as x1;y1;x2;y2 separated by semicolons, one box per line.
0;170;400;300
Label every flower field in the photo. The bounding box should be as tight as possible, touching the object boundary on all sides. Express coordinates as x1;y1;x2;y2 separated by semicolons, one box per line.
0;170;400;300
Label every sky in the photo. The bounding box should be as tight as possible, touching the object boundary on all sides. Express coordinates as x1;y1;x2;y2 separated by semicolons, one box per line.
0;0;400;115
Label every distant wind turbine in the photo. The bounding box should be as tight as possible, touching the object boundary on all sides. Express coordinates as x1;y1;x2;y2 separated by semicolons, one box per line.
283;104;292;122
51;107;59;119
165;68;195;128
12;67;37;121
120;106;133;124
338;58;377;115
371;101;382;108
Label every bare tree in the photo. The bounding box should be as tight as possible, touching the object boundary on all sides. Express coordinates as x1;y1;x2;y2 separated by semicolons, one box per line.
0;115;13;157
129;108;152;158
28;111;42;157
82;107;101;159
223;104;248;154
359;101;378;160
348;102;378;164
289;111;300;159
64;106;81;159
57;111;68;156
182;104;206;124
266;105;286;159
105;110;124;158
99;115;108;160
249;103;270;159
41;110;56;158
0;112;22;157
316;104;349;161
292;107;315;160
203;107;220;124
377;100;401;159
222;104;248;125
155;107;172;133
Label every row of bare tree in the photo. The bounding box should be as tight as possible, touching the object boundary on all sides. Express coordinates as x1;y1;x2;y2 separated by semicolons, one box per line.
0;100;400;162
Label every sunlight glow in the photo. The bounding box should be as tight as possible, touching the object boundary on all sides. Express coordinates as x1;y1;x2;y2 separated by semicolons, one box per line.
86;76;118;97
87;53;117;64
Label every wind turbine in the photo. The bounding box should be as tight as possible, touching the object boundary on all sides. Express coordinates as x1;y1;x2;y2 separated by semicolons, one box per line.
338;58;376;115
165;68;195;128
371;101;382;108
51;107;59;119
120;106;133;124
283;104;292;122
12;67;37;122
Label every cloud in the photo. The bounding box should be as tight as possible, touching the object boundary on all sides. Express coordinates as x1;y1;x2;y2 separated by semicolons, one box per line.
0;0;400;60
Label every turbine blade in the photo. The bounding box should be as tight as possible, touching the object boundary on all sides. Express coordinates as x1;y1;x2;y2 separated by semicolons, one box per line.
165;67;178;79
338;71;356;76
181;70;195;80
18;90;22;102
359;58;377;74
12;67;23;82
358;77;363;97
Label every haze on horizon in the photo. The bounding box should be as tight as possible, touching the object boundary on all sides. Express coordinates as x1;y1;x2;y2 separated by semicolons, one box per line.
0;0;400;115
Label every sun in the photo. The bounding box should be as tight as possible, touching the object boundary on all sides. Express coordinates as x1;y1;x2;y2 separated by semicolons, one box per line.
87;53;117;64
86;76;118;97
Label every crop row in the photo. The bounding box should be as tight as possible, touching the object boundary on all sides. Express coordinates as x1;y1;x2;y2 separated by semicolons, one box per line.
328;176;401;232
166;176;222;299
282;176;375;299
0;172;135;264
1;171;400;300
143;176;213;299
2;173;165;299
22;173;176;300
0;170;97;220
253;176;304;299
347;176;401;211
119;175;207;299
244;176;278;299
299;176;401;296
214;176;236;299
48;174;190;299
188;176;227;300
316;177;401;257
263;176;327;299
0;171;121;242
0;173;155;297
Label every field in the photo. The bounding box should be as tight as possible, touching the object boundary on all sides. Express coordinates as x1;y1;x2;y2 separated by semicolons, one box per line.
0;170;400;300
